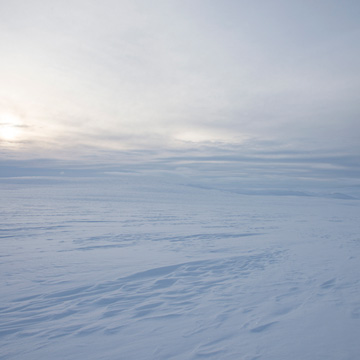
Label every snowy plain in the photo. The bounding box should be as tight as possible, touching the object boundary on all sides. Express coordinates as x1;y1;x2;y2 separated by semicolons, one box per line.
1;175;360;360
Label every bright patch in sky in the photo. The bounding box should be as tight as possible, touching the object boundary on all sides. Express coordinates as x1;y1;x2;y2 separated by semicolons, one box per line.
0;113;23;142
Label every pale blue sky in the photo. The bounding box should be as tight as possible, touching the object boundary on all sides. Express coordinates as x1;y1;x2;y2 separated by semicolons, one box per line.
0;0;359;181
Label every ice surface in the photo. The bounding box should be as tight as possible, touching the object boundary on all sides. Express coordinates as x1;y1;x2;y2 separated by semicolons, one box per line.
1;176;360;359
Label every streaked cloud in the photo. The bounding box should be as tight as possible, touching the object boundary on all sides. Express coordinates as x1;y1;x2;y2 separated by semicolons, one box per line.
0;0;359;186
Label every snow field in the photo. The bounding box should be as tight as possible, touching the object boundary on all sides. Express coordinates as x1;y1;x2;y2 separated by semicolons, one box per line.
1;176;360;359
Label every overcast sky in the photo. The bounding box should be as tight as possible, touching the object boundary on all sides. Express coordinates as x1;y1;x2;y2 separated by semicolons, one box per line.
0;0;359;181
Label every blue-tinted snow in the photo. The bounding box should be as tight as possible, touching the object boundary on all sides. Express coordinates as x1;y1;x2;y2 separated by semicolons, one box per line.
1;176;360;359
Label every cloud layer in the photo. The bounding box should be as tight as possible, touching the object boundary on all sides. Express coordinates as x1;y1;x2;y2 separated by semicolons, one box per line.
1;0;359;183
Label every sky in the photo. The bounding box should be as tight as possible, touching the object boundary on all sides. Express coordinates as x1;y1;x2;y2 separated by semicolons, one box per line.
0;0;359;184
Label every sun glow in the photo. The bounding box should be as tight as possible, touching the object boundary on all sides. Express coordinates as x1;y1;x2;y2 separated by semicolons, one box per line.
0;113;23;142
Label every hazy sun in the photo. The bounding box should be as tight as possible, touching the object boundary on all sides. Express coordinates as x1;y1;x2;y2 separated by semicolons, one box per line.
0;113;23;142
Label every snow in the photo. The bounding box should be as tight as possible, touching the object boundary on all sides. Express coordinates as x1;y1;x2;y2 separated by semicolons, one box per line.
1;175;360;359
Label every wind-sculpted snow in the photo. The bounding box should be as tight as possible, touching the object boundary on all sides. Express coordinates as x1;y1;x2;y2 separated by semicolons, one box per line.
1;176;360;359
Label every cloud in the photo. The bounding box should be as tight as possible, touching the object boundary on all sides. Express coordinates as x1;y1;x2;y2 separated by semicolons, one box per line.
0;0;359;187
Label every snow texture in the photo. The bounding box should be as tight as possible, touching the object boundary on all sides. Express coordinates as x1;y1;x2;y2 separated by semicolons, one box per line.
1;176;360;359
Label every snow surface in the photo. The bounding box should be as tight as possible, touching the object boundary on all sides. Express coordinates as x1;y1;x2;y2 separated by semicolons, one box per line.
1;176;360;359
